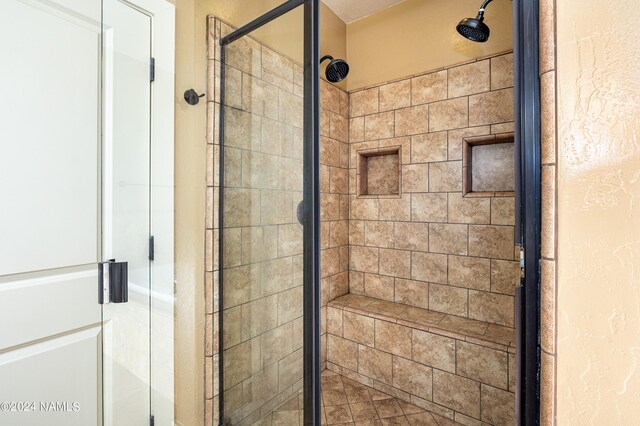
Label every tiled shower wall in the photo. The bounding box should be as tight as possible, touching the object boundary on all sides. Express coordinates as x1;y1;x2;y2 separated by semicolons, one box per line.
347;52;520;328
207;17;307;426
318;81;351;366
205;17;350;426
205;16;521;424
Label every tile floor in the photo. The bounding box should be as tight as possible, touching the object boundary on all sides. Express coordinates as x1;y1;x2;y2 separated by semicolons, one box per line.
268;370;463;425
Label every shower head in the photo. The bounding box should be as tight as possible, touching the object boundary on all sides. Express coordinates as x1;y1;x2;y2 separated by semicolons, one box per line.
320;55;349;83
457;0;493;43
457;17;490;42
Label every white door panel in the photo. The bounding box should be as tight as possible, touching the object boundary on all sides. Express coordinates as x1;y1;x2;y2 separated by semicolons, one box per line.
0;267;100;349
0;0;100;276
19;0;102;22
0;326;101;426
0;0;102;425
0;0;174;424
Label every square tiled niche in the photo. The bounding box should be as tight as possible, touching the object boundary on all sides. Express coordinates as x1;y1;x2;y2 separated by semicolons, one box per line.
463;133;515;197
357;146;402;198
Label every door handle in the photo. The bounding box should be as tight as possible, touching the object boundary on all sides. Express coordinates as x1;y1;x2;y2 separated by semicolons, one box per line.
98;260;129;304
296;200;306;224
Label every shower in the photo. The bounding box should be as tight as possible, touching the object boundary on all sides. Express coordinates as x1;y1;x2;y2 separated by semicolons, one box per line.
320;55;349;83
457;0;493;42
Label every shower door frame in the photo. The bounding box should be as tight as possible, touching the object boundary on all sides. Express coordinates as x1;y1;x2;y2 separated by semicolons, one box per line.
217;0;322;424
513;0;542;424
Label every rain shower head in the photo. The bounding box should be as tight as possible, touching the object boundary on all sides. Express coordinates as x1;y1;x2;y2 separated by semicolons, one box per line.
320;55;349;83
457;0;493;42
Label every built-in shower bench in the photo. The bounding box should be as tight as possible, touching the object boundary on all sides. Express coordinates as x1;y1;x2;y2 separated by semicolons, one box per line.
325;293;516;425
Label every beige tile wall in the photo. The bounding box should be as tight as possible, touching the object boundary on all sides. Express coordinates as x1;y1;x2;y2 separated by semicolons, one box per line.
207;18;306;426
539;0;557;423
205;17;350;426
319;78;350;369
348;52;520;328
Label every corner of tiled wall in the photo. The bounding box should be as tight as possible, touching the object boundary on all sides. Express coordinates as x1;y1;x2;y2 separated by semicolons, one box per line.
539;0;557;423
205;15;220;426
319;78;351;368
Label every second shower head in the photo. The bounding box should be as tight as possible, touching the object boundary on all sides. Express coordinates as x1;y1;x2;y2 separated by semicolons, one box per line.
457;17;491;42
320;55;349;83
457;0;493;42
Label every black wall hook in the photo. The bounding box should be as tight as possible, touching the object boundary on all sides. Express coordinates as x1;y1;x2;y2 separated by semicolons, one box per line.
184;88;205;105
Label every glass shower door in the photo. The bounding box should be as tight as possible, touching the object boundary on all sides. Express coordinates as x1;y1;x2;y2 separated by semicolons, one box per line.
102;0;152;424
218;1;320;424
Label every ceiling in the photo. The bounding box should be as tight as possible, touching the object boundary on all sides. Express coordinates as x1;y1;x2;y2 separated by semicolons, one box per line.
323;0;406;23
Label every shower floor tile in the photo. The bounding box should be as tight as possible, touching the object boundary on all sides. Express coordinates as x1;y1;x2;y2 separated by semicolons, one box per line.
266;370;464;425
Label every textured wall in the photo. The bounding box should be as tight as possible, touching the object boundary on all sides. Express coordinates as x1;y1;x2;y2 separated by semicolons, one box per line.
173;1;207;424
348;52;520;328
556;0;640;423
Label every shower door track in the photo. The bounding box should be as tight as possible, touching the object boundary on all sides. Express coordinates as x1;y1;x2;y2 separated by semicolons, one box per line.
514;0;542;424
217;1;321;425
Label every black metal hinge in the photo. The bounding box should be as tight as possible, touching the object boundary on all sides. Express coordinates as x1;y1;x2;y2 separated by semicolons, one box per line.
149;235;155;261
150;415;154;426
98;260;129;304
150;57;155;82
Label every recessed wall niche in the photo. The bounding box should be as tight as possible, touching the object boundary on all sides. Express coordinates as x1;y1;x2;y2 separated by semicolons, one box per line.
357;146;402;197
463;133;515;196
